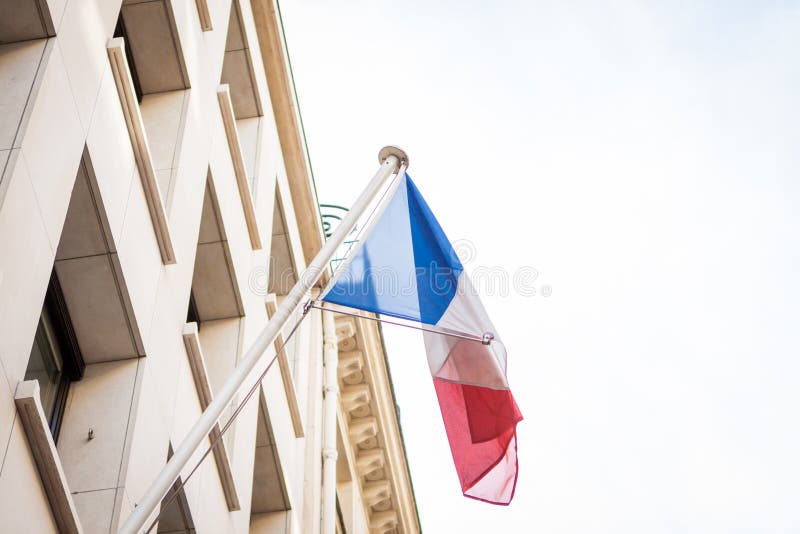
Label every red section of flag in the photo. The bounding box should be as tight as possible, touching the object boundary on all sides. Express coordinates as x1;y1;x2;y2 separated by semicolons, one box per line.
434;378;523;505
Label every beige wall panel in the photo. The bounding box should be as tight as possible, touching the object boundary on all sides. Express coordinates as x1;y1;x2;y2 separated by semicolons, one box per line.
0;363;15;478
235;0;270;111
229;390;259;531
55;162;106;260
112;486;134;532
155;168;174;209
208;151;258;292
275;171;307;272
198;181;223;243
190;1;230;89
198;317;242;396
170;0;209;66
0;0;53;44
225;2;243;51
193;242;242;319
0;421;59;533
57;360;138;493
167;353;203;456
259;368;296;495
57;0;121;132
0;148;8;176
0;155;54;386
146;326;186;422
115;165;164;349
117;364;170;520
85;68;137;243
54;255;138;362
170;398;236;533
236;117;259;189
45;0;67;33
72;487;116;534
140;90;187;172
19;40;83;248
120;1;186;94
222;48;259;119
164;101;210;255
0;39;45;151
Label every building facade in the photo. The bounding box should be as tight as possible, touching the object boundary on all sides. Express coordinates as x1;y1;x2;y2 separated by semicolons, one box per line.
0;1;419;532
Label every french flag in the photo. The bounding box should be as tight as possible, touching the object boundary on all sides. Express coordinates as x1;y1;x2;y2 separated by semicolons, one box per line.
321;172;523;505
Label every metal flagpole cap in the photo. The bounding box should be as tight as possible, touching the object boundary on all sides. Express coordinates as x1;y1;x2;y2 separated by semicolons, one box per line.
378;146;409;169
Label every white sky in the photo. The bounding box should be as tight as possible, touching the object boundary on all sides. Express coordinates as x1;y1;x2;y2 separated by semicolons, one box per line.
279;2;800;532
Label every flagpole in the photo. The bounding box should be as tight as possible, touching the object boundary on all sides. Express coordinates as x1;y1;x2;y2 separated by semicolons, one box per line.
120;146;408;534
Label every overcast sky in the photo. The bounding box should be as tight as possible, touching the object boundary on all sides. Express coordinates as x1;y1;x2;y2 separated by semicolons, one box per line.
280;2;800;532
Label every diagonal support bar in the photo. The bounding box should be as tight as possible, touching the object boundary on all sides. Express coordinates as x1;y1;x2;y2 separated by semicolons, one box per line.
310;301;490;344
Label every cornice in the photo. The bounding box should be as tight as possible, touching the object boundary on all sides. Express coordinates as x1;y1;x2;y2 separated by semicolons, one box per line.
335;315;421;533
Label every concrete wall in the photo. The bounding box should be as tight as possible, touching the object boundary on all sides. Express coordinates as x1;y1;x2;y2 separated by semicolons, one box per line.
0;1;322;532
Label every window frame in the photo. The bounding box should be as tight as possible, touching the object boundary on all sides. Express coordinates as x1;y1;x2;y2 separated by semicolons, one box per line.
113;15;144;103
186;291;200;328
26;271;85;441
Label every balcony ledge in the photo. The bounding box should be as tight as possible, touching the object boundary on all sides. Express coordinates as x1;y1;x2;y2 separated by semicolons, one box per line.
107;37;177;265
14;380;83;534
182;323;241;511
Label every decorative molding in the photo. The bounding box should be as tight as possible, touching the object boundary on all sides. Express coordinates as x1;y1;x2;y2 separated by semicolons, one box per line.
250;0;325;276
194;0;213;31
181;323;241;511
334;318;356;340
106;38;176;265
14;381;83;534
217;84;262;249
362;480;391;508
335;313;421;533
340;383;370;415
355;449;385;476
338;350;364;385
360;317;420;531
348;416;378;447
338;333;357;352
265;294;304;437
370;511;398;532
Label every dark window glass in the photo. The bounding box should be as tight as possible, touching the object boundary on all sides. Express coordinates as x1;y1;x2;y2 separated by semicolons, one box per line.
26;307;66;423
113;15;144;103
24;271;84;441
186;291;200;328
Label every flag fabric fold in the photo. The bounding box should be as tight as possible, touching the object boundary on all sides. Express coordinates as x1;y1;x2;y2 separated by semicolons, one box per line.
321;172;523;505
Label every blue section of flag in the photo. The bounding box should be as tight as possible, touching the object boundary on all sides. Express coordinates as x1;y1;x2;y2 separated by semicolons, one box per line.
324;174;420;320
406;175;463;323
323;173;463;325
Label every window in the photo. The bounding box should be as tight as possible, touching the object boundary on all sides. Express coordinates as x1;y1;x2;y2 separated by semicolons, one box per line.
114;1;191;213
113;16;143;103
186;291;200;328
158;446;196;533
189;174;244;322
24;271;84;441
